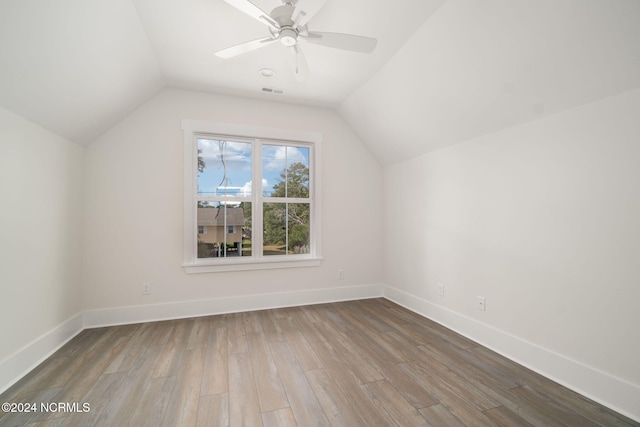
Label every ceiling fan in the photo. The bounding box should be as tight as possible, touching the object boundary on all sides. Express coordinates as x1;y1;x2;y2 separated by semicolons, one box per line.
215;0;377;80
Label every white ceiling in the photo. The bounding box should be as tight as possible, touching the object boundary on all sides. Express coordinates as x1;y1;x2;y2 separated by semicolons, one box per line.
1;0;639;163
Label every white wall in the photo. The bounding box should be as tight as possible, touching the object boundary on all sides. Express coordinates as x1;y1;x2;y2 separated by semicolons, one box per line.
0;107;84;363
382;88;640;416
82;89;382;313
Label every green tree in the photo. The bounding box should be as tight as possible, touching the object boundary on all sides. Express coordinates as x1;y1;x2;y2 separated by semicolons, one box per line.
263;162;310;253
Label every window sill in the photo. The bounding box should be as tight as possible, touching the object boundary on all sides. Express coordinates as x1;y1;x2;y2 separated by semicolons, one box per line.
182;256;323;274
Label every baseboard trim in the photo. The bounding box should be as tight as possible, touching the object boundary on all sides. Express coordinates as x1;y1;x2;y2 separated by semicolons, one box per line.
83;283;384;328
382;285;640;423
0;313;84;395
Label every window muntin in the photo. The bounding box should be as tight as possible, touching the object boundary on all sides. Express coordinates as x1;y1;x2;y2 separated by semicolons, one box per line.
183;121;321;272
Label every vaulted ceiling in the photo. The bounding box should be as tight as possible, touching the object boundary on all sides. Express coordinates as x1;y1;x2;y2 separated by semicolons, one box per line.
1;0;639;164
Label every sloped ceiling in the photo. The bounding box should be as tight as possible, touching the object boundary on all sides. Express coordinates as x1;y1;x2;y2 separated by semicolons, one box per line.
340;0;640;165
0;0;164;144
1;0;639;161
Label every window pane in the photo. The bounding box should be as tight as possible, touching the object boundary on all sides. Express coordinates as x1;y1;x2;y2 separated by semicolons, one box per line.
197;139;252;198
263;202;286;256
262;202;310;256
197;201;251;258
288;203;310;253
262;145;310;198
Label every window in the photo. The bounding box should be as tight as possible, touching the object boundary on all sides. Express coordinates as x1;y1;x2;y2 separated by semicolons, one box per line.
182;120;322;273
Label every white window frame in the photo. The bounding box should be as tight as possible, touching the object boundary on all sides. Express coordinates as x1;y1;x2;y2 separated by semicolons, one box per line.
182;120;323;273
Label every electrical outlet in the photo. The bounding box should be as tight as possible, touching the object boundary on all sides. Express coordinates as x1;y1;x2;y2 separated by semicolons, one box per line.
476;296;486;311
337;269;344;280
142;282;151;295
437;283;444;297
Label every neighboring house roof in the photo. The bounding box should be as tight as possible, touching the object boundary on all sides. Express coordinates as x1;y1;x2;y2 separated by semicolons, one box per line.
197;207;244;226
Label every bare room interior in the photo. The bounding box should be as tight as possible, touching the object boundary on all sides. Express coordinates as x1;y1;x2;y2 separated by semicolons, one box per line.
1;0;639;425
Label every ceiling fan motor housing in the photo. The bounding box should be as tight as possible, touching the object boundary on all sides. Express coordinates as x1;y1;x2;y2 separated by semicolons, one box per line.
279;28;298;46
270;3;298;46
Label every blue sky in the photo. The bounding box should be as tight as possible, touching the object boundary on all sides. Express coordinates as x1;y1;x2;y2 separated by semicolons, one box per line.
197;138;309;198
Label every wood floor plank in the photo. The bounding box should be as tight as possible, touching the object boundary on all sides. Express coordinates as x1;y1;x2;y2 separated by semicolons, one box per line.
2;299;636;427
128;375;177;427
268;340;331;427
507;385;601;427
275;317;323;372
62;372;126;427
408;320;478;351
242;311;263;335
299;303;330;323
208;312;228;330
228;352;262;427
417;342;521;391
227;312;249;355
344;330;439;409
399;361;500;427
196;393;229;427
103;323;160;375
363;379;431;426
482;405;535;427
187;317;210;350
344;323;412;365
152;319;191;378
304;369;365;427
257;310;287;342
306;337;392;426
162;348;206;427
336;300;392;333
38;335;129;418
261;407;297;427
353;298;410;329
246;331;289;413
312;322;384;384
420;403;467;427
91;343;165;426
148;320;177;346
412;348;502;411
200;325;228;396
25;417;68;427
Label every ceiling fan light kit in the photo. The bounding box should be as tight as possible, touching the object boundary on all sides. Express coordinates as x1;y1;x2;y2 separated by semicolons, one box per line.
216;0;377;80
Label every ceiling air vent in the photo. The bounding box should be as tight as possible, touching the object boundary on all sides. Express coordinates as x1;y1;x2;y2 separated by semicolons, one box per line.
262;87;284;95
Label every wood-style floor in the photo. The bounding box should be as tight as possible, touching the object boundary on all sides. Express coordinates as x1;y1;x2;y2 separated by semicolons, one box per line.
0;298;637;427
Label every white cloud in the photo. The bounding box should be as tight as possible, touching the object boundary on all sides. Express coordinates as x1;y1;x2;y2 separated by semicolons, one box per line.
263;145;307;171
240;178;269;197
198;139;251;168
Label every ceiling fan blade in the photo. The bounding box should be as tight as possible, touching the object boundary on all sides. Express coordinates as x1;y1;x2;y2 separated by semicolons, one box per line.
223;0;279;29
290;45;310;81
304;31;377;53
215;37;276;59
